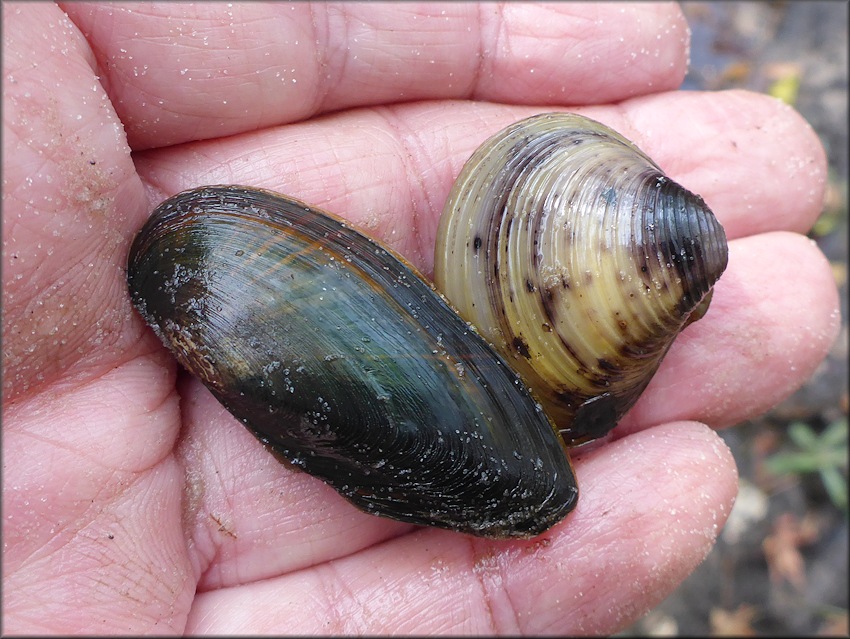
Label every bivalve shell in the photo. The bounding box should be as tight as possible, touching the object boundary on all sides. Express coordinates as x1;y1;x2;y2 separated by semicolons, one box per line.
435;113;728;444
127;185;578;538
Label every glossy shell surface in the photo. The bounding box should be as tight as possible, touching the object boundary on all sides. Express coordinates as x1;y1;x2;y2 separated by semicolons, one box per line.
435;113;728;444
127;185;578;538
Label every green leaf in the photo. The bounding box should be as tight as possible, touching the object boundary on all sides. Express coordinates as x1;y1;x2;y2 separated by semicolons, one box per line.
821;418;848;449
787;421;819;449
764;418;849;510
820;467;848;512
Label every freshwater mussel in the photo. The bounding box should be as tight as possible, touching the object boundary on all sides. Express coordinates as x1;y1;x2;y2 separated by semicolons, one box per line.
126;113;728;538
436;113;729;445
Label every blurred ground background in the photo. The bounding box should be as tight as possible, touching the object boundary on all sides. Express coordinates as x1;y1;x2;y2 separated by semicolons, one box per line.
622;2;848;636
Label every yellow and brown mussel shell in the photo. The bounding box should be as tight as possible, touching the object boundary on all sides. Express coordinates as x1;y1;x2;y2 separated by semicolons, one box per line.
126;113;728;538
435;113;728;445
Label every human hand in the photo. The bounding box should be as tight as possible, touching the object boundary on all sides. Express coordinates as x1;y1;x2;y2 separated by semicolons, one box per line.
3;2;839;634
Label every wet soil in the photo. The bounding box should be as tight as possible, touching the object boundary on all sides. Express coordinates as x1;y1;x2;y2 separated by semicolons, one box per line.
622;2;848;636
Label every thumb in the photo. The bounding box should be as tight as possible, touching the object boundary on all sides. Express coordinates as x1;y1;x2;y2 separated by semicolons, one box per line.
3;2;148;404
2;4;193;634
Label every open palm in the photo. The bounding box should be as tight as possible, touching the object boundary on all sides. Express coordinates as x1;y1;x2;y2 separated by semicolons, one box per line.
3;2;839;634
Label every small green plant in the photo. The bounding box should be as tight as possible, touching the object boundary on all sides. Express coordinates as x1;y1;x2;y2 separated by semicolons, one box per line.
764;418;848;512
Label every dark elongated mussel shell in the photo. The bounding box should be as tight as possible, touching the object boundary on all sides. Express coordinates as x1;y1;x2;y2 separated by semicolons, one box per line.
127;185;578;538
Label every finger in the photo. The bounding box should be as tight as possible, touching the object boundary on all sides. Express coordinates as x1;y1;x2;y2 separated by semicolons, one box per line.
620;89;828;240
1;353;192;634
2;2;149;404
134;90;826;274
3;5;193;633
183;422;737;635
620;231;841;434
60;1;688;149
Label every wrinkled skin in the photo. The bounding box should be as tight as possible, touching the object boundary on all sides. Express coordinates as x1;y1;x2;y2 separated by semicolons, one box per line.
2;2;839;635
